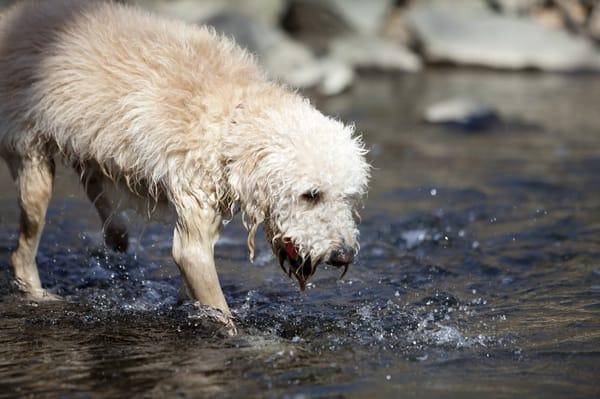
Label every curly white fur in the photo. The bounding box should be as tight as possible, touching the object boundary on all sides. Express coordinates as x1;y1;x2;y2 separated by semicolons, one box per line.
0;0;370;329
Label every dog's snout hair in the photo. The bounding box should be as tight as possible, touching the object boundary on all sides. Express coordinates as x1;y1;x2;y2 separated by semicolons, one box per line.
0;0;370;331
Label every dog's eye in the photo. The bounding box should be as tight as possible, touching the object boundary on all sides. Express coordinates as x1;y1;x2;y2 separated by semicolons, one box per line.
301;189;321;203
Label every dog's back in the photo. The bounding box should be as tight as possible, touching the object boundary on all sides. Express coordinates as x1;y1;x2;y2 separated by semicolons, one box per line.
0;0;262;184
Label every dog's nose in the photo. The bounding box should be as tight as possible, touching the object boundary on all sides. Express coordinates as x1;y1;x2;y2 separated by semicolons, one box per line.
327;246;355;266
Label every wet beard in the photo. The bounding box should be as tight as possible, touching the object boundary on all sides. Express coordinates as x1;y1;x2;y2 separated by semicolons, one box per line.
278;245;316;291
277;242;349;290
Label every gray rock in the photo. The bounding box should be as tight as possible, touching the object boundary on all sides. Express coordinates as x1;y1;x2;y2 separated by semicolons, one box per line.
491;0;541;15
316;58;355;96
205;13;315;86
590;6;600;41
424;98;500;130
329;35;422;72
138;0;286;26
382;8;413;47
285;0;394;36
323;0;395;35
233;0;288;26
261;36;324;88
408;3;600;71
205;13;279;54
205;12;354;95
135;0;221;22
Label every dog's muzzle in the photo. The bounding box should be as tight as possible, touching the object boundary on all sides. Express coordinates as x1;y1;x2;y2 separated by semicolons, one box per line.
326;246;355;268
276;239;354;291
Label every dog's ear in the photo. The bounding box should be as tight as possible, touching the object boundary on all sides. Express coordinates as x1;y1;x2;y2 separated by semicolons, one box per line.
227;158;268;261
241;204;264;262
224;109;272;261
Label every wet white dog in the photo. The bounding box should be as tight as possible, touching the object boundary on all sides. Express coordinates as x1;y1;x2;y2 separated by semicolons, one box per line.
0;0;369;331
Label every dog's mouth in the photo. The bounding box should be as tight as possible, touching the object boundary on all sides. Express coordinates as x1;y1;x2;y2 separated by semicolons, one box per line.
275;239;349;291
277;240;315;291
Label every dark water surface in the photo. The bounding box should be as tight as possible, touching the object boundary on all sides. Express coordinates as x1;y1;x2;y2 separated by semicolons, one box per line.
1;71;599;398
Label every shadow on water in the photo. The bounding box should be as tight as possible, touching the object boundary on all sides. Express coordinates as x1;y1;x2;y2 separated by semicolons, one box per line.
1;70;600;398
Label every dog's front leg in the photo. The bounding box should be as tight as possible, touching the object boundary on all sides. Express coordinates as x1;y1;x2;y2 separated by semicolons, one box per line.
172;205;235;334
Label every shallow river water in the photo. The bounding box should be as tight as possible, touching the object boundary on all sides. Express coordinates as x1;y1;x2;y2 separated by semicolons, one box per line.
1;70;599;398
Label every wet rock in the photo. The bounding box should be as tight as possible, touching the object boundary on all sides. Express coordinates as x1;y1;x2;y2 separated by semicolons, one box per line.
408;3;600;71
490;0;541;15
328;0;395;35
138;0;286;26
590;6;600;41
555;0;588;31
282;0;353;42
204;13;319;88
284;0;394;36
422;0;491;14
206;12;356;95
204;11;278;55
424;98;500;130
282;0;420;78
531;6;567;30
329;35;422;72
231;0;288;26
382;8;413;47
254;35;320;88
316;57;356;96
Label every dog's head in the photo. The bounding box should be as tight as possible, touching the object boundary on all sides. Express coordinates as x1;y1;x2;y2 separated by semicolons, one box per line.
225;95;370;289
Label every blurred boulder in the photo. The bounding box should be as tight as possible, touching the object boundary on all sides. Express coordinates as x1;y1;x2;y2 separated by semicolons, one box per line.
555;0;588;31
325;0;394;35
137;0;286;26
205;12;354;95
283;0;394;37
232;0;288;26
205;13;279;55
424;98;500;131
531;6;566;30
382;8;413;47
490;0;541;15
282;0;352;42
329;35;422;72
206;13;317;87
135;0;225;23
590;5;600;40
494;1;590;34
282;0;422;80
316;58;356;96
408;3;600;71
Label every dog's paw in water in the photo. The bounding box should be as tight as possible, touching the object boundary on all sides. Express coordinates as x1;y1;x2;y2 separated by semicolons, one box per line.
187;304;239;336
18;286;62;303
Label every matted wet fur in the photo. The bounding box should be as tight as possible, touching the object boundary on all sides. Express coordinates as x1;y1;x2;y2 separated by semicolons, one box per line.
0;0;369;332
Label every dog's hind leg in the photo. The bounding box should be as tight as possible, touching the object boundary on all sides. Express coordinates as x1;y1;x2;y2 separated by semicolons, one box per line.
77;165;129;253
6;152;59;300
